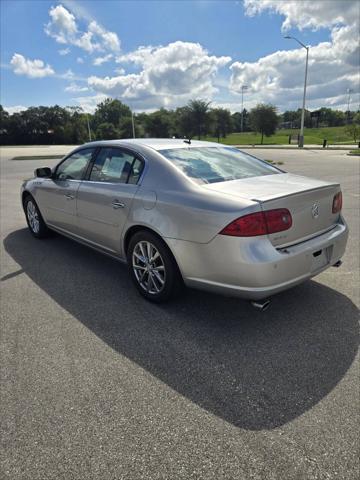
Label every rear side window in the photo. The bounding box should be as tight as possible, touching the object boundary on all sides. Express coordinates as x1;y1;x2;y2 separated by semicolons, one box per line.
90;148;134;183
127;158;144;184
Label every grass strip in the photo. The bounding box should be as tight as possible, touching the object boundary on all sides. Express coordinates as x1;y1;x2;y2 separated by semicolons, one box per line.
348;150;360;156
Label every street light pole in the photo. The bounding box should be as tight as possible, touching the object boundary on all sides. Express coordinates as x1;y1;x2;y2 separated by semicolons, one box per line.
240;85;248;132
346;88;353;123
86;114;92;142
284;36;309;148
131;111;136;138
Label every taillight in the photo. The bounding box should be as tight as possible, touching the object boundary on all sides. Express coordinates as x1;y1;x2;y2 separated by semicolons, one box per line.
220;209;292;237
332;192;342;213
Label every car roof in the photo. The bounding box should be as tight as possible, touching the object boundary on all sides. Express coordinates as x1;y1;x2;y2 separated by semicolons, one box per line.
81;138;224;151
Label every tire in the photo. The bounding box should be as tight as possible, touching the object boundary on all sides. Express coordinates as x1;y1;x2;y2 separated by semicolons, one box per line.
24;195;49;238
127;230;183;303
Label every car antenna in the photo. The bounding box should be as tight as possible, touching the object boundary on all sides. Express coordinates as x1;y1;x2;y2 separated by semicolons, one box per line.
183;138;191;145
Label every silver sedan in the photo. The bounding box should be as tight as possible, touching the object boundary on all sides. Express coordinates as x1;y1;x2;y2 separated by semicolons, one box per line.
21;139;348;308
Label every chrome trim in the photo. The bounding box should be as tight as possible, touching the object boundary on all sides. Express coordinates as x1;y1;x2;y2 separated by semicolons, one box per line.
277;224;338;250
250;299;271;311
112;201;125;209
47;223;124;258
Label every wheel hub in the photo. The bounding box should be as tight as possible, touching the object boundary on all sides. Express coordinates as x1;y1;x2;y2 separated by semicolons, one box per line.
27;201;40;234
132;241;166;295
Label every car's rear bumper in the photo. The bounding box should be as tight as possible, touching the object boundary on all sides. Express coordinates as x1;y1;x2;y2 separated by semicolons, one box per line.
166;217;348;300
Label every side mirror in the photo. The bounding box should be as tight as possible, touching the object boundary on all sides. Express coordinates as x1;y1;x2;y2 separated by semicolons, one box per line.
34;167;52;178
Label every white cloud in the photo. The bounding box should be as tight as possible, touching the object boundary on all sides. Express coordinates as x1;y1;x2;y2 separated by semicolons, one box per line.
93;54;113;66
243;0;359;31
77;57;84;64
89;41;231;109
45;4;77;43
65;82;89;92
61;68;75;79
61;0;93;22
229;0;360;111
89;21;120;52
3;105;28;114
55;69;86;82
74;31;101;53
10;53;55;78
45;4;120;54
73;93;108;113
59;47;70;55
116;46;156;65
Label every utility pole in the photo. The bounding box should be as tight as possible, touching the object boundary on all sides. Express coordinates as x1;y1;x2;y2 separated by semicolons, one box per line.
346;88;353;123
284;36;309;148
240;85;248;132
131;111;136;138
86;114;92;141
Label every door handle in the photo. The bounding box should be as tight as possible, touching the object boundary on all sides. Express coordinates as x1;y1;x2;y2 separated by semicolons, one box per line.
64;193;74;200
112;200;125;209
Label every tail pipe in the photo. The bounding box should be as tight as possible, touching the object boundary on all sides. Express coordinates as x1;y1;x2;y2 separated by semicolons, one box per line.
332;260;342;268
250;299;271;312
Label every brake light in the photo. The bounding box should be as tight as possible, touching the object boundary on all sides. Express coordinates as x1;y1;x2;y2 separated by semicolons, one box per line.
332;192;342;213
220;209;292;237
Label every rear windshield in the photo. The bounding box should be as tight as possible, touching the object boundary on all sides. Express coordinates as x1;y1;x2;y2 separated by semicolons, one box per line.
159;146;280;184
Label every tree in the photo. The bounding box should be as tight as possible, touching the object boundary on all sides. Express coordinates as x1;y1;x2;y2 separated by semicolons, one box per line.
344;113;360;142
96;122;120;140
134;112;150;137
145;108;173;137
282;110;299;128
231;110;250;132
211;108;233;142
249;104;279;144
0;105;9;125
0;105;10;142
93;98;132;130
63;107;89;144
174;106;194;138
317;108;346;127
281;109;312;128
186;100;212;139
116;116;144;138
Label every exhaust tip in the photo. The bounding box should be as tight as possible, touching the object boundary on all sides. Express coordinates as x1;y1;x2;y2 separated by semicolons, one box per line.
250;299;271;312
332;260;342;268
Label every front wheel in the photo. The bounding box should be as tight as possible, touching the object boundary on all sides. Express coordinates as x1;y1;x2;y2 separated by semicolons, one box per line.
24;196;49;238
127;231;183;303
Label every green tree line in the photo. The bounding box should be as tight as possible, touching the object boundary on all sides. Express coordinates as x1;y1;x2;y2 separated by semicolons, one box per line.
0;99;359;145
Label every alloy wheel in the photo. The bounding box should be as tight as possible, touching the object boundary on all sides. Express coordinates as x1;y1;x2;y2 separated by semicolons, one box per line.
132;241;166;294
26;200;40;234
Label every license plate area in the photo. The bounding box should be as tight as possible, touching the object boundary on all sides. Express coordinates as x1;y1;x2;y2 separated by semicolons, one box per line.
311;246;333;272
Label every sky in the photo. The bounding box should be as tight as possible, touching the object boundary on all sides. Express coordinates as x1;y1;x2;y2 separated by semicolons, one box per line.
0;0;359;114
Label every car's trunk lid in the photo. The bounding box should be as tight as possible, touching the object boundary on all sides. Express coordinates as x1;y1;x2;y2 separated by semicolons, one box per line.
203;173;341;247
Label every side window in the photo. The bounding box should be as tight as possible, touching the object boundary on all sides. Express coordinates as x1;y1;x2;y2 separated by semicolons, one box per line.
128;158;144;185
55;149;94;181
89;148;141;184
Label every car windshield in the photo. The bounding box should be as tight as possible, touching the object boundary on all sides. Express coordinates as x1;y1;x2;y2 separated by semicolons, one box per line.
159;146;280;184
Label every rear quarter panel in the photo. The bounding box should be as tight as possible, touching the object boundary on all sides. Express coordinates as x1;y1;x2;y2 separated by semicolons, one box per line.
125;187;260;244
123;145;261;244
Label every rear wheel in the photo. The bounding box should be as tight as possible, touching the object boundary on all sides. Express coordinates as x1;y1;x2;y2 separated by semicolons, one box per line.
127;231;183;302
24;196;49;238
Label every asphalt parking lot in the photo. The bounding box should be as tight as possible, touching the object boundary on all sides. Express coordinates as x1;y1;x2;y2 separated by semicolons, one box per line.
1;146;359;479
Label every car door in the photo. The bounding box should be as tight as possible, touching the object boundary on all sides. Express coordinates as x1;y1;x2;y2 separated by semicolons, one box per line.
76;147;144;254
36;148;96;234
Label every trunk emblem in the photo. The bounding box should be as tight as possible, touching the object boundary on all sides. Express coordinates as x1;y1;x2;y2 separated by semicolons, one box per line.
311;203;320;218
